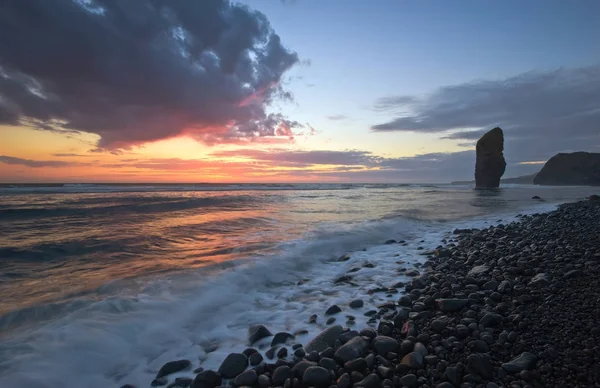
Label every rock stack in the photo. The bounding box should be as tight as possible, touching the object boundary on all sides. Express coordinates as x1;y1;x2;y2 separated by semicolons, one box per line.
475;127;506;188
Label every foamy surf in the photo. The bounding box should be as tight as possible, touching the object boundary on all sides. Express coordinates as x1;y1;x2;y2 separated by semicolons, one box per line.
0;202;559;388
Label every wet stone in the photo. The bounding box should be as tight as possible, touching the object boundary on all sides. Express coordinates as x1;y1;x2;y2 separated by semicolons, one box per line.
303;366;331;387
249;325;273;345
400;352;424;369
325;305;342;315
372;336;399;355
349;299;364;309
272;366;293;386
355;373;380;388
292;360;317;378
218;353;248;378
249;352;264;366
157;360;192;378
234;370;258;387
399;374;418;387
502;352;538;374
271;332;295;347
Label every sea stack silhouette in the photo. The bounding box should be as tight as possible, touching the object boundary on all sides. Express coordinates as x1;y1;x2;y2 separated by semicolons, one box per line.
475;127;506;188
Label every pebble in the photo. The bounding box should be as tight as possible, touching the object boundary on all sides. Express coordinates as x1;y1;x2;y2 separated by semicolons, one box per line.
302;366;331;387
217;353;248;378
249;352;263;366
372;336;399;355
334;336;368;363
156;360;191;378
325;305;342;315
502;352;538;374
248;325;272;344
349;299;364;308
271;332;295;347
272;366;293;386
234;370;257;386
400;352;424;368
354;373;380;388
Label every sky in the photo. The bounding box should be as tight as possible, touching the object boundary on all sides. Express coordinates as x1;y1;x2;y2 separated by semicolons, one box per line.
0;0;599;183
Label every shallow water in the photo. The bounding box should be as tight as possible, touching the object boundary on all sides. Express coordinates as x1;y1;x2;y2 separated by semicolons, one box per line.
0;183;597;387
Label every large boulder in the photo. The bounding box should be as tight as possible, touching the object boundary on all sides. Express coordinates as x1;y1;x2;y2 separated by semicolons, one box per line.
533;152;600;186
475;127;506;188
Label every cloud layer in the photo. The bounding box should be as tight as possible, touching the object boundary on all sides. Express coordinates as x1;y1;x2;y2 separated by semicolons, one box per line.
372;65;600;166
0;0;300;149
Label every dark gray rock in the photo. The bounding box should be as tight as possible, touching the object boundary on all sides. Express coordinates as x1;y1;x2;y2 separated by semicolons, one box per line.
399;374;417;387
151;378;168;387
413;342;428;357
483;280;498;291
339;330;359;344
191;370;222;388
355;373;380;388
467;353;494;379
305;325;344;353
277;347;288;359
292;360;317;378
249;352;263;366
530;273;550;286
344;358;368;371
430;317;449;333
303;366;331;387
272;365;293;386
325;305;342;315
337;373;351;388
564;269;583;278
293;348;305;358
436;299;469;312
501;352;538;374
218;353;248;378
333;336;369;363
472;340;489;353
271;332;295;347
435;248;452;258
318;357;337;371
265;347;277;360
468;265;490;277
157;360;192;378
372;336;398;355
249;325;272;344
169;377;193;388
444;366;461;386
400;352;424;369
234;370;257;386
474;126;506;188
479;312;503;327
349;299;364;309
257;374;270;388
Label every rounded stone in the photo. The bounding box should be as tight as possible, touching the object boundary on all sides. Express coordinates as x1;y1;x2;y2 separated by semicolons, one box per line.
302;366;331;387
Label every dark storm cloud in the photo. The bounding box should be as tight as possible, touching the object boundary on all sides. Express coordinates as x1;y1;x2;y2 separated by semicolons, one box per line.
0;155;84;168
0;0;300;149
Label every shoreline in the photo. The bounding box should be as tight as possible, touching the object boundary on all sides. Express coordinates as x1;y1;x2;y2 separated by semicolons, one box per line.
117;197;600;388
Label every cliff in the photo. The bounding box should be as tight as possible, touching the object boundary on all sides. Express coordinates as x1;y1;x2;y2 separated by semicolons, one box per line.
533;152;600;186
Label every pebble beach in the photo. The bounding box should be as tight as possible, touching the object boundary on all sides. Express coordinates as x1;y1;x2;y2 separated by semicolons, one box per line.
120;196;600;388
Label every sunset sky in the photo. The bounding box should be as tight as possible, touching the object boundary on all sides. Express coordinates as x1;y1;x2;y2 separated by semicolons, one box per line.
1;0;599;183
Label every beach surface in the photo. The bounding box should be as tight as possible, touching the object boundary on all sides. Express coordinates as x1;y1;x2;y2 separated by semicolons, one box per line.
1;184;599;387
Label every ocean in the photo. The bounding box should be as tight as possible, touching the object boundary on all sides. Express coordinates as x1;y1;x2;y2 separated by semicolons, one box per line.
0;183;597;387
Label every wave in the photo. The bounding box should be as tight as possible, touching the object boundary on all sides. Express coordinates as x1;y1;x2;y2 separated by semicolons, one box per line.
0;194;267;220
